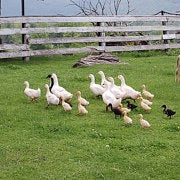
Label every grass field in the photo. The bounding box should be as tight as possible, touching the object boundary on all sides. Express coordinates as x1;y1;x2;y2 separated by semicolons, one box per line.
0;51;179;179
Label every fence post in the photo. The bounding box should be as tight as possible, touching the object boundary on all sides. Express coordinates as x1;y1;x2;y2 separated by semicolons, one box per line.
100;22;106;47
0;0;2;47
161;11;170;45
22;0;30;61
96;22;106;53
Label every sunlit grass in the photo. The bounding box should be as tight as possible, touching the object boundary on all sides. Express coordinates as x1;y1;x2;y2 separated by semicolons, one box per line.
0;51;179;179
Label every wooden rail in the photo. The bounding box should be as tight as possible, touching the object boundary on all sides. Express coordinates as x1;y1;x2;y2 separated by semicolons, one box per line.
0;15;180;60
0;26;180;35
0;16;180;23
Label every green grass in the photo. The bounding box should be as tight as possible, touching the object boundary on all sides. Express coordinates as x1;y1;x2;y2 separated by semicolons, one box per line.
0;51;179;179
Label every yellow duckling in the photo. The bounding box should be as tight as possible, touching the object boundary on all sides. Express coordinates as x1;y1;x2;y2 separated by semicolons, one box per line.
78;100;88;115
137;96;151;112
61;98;72;112
76;91;89;106
138;114;151;128
123;111;133;125
141;84;154;101
119;103;131;115
137;94;152;106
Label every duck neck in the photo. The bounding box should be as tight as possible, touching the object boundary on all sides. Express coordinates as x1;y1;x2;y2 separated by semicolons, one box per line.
101;74;106;83
105;83;111;91
163;106;167;113
90;76;95;84
110;81;114;88
53;76;59;86
25;83;29;88
49;78;54;92
46;86;50;94
139;116;143;121
120;77;125;86
109;104;113;111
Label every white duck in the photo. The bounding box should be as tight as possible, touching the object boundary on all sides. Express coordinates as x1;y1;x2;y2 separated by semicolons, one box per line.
107;77;126;99
118;75;141;100
78;100;88;115
61;98;72;111
45;84;59;107
23;81;41;101
76;91;89;106
102;81;122;111
98;71;111;87
47;73;65;92
138;114;151;128
141;84;154;101
88;74;105;96
48;73;73;101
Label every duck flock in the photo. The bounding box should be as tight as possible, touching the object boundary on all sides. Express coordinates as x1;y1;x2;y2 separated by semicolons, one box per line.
23;71;176;128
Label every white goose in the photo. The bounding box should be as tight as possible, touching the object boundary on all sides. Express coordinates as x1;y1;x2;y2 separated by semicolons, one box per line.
45;84;59;107
118;75;141;100
47;73;65;92
107;77;126;99
23;81;41;101
98;71;111;87
48;73;73;101
102;81;122;111
88;74;105;96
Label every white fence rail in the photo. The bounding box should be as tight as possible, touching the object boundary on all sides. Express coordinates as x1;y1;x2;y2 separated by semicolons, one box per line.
0;15;180;60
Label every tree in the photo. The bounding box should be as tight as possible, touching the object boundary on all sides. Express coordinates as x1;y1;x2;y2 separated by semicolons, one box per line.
68;0;134;16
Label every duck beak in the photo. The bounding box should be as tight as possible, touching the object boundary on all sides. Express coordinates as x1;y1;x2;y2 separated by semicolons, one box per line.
46;74;51;78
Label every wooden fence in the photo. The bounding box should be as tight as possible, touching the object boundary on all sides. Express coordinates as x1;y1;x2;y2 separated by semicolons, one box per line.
0;15;180;60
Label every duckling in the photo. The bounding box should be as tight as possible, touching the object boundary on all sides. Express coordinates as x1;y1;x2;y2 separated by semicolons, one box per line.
45;84;59;108
23;81;41;101
123;111;133;125
137;94;152;106
141;84;154;101
109;103;123;119
119;103;131;115
127;101;137;110
76;91;89;106
138;114;151;128
161;105;176;119
137;96;151;112
78;99;88;115
61;98;72;111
